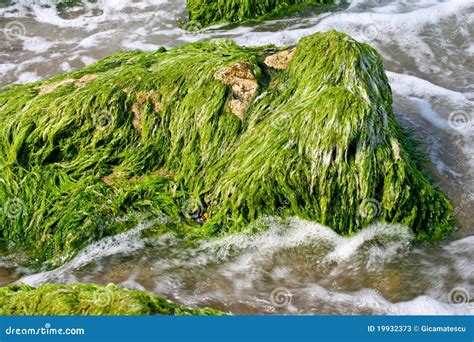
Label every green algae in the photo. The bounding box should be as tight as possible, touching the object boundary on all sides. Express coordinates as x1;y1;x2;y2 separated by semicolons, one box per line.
56;0;83;11
186;0;335;27
0;31;455;267
0;0;84;11
0;283;224;315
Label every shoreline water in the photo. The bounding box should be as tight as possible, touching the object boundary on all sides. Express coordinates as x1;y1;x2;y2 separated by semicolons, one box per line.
0;0;473;315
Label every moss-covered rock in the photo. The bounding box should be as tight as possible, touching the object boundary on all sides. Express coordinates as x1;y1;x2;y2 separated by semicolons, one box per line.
0;283;223;315
186;0;334;27
0;31;455;267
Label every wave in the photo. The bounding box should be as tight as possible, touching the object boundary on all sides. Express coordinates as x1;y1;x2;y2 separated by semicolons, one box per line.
16;217;473;315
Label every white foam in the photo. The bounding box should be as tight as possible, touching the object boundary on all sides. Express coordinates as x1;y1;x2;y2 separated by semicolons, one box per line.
78;30;117;48
387;71;474;178
205;217;414;265
0;63;17;78
304;285;474;315
121;39;161;52
80;55;98;66
324;223;413;263
230;0;472;47
387;71;472;109
18;219;153;287
22;36;54;53
444;236;474;281
1;0;177;30
408;96;451;131
15;71;41;83
14;215;474;315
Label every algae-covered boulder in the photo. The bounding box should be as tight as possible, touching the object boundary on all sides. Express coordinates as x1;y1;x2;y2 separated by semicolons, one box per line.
0;31;454;266
0;283;223;315
186;0;334;27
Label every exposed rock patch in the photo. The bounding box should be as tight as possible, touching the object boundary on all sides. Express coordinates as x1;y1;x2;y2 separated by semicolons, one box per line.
38;79;75;95
214;62;259;120
38;74;97;95
131;91;162;133
102;175;114;186
264;48;296;70
74;74;97;87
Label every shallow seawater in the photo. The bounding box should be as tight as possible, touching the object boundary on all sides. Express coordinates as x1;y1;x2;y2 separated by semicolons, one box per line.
0;0;473;315
16;218;474;315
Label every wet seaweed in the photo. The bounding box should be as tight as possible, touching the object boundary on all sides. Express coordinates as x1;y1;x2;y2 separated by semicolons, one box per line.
186;0;334;27
0;283;224;315
0;31;455;267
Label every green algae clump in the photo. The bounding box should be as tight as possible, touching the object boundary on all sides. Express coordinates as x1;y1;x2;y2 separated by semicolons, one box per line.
0;31;454;267
186;0;334;27
0;283;224;315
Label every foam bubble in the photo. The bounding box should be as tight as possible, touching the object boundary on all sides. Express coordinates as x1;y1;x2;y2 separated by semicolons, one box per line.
18;218;154;287
387;71;472;109
304;285;474;315
14;216;473;315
